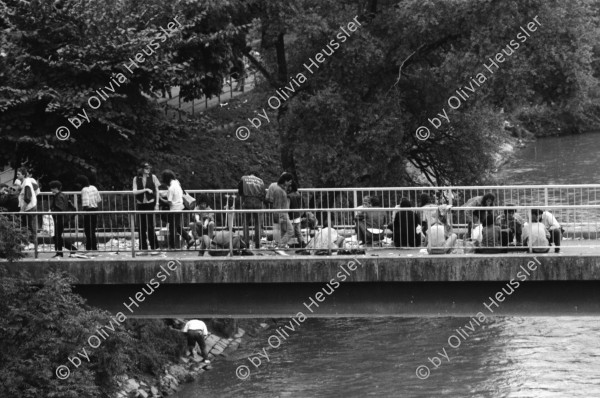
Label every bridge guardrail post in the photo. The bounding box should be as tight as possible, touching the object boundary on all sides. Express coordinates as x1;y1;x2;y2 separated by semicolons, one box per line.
327;211;332;256
130;213;136;258
527;208;533;254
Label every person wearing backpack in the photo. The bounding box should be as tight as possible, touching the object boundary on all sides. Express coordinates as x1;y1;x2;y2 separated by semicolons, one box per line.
49;180;78;258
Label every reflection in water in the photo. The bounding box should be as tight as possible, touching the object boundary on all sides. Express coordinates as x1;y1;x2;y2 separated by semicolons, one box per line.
497;132;600;185
174;317;600;398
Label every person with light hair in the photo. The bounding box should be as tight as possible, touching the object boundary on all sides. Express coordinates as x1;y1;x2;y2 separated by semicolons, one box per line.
427;205;457;254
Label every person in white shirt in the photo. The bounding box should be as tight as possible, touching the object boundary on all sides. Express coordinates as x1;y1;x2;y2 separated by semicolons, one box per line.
522;220;550;253
182;319;210;363
16;167;40;239
427;205;457;254
75;175;101;251
531;209;561;253
160;169;192;250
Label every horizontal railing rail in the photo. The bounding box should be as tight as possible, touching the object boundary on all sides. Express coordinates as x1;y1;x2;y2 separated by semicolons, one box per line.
2;203;600;258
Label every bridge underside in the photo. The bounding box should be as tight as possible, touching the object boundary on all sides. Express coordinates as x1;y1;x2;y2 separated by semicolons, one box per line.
75;281;600;318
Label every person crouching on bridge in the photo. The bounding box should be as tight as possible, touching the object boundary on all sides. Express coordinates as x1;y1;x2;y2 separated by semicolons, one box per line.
182;319;210;363
426;205;457;254
189;194;215;248
531;209;562;253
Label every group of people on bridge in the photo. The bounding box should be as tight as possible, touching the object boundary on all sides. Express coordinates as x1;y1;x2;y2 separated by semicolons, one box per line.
0;165;564;257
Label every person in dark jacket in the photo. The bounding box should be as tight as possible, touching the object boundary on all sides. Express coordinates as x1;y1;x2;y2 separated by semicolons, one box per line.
388;197;421;248
287;180;306;248
0;184;19;213
49;180;78;258
238;170;265;248
132;162;160;251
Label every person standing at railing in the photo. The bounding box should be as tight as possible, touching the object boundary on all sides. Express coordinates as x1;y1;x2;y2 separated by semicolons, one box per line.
238;170;265;249
288;180;307;248
75;175;101;251
269;172;294;249
49;180;78;258
16;167;40;240
159;169;193;250
132;163;160;252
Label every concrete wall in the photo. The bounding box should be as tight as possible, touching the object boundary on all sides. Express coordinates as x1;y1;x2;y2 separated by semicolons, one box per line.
5;254;600;284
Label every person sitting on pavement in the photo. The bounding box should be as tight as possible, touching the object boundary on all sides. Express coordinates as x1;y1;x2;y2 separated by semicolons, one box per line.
496;204;524;246
522;211;552;253
532;208;562;253
354;195;371;219
189;194;215;248
305;216;345;253
420;194;437;246
198;197;251;256
388;197;421;248
355;196;387;246
464;192;496;238
182;319;211;363
475;212;506;254
427;205;457;254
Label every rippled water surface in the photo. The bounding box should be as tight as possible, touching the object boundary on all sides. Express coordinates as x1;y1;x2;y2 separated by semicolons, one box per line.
497;132;600;185
174;317;600;398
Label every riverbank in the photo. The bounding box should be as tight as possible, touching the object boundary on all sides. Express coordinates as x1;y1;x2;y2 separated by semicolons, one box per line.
111;320;269;398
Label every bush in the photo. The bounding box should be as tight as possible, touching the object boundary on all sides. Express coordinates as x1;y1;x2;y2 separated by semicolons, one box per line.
0;215;28;262
0;270;188;397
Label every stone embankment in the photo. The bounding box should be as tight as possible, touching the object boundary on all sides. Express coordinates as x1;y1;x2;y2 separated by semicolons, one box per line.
113;327;246;398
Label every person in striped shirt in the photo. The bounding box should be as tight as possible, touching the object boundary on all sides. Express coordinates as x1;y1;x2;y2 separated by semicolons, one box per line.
75;175;101;251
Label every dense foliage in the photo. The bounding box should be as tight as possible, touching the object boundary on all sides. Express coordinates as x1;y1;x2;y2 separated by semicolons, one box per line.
0;270;187;397
0;214;28;261
1;0;599;188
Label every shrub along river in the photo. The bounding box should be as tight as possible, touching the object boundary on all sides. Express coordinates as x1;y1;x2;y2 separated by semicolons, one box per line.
173;133;600;397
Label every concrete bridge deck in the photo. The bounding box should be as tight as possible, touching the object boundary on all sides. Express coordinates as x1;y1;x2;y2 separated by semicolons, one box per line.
5;244;600;318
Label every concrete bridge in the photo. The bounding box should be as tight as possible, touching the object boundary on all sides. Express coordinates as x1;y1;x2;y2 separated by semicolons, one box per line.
6;253;600;317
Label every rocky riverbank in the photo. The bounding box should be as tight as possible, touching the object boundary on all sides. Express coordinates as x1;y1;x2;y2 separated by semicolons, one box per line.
112;327;246;398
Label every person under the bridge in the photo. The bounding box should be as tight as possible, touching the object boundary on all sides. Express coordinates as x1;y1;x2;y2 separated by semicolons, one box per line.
182;319;210;363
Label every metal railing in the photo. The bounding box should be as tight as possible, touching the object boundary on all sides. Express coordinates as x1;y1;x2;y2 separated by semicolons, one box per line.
2;203;600;258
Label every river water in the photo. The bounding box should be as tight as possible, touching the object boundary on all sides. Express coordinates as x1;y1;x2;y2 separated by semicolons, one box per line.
175;133;600;398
